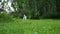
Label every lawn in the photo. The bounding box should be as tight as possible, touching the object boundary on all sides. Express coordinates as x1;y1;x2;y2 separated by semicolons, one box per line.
0;18;60;34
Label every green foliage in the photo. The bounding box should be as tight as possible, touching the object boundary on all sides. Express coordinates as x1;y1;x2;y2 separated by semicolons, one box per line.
6;0;58;19
0;13;13;22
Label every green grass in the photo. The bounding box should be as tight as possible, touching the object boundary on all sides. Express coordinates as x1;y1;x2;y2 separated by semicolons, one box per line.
0;18;60;34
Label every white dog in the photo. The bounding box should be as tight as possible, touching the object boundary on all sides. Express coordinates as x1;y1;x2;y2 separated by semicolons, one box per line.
23;14;27;20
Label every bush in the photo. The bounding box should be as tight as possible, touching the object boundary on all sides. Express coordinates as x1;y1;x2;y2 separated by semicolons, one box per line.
0;13;13;22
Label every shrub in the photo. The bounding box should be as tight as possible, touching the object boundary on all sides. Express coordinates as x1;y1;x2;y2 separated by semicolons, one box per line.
0;13;13;22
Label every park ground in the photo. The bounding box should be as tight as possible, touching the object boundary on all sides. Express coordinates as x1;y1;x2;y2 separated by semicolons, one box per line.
0;18;60;34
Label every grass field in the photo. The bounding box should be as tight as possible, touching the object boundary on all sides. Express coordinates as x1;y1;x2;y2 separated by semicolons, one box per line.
0;18;60;34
